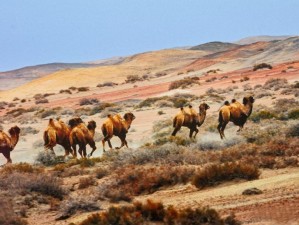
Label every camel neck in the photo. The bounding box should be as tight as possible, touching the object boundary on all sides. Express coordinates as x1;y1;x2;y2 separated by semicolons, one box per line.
244;103;253;116
10;133;19;149
89;129;95;137
198;111;207;125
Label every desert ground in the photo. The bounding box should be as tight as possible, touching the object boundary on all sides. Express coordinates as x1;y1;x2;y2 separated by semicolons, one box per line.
0;37;298;225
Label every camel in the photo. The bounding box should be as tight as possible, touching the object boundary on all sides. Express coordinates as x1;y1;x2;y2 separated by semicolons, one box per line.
101;112;136;152
69;120;97;158
43;117;82;157
172;103;210;138
217;96;255;139
0;126;21;164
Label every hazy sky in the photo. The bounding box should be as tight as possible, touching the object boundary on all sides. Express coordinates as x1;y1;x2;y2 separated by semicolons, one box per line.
0;0;298;71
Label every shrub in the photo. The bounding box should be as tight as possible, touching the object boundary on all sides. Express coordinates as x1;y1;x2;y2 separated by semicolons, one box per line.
288;109;299;119
263;78;288;90
6;108;27;117
78;176;96;189
158;110;165;115
192;162;260;189
253;63;272;71
155;72;167;77
35;151;60;166
58;197;100;220
40;109;56;118
77;87;90;92
20;126;39;136
286;123;299;137
205;77;217;82
97;81;117;87
169;78;199;90
79;199;240;225
94;167;109;179
99;165;194;201
79;98;99;106
21;99;26;103
250;110;278;122
126;75;143;83
0;197;28;225
69;86;77;91
59;89;72;94
35;98;49;104
177;71;184;75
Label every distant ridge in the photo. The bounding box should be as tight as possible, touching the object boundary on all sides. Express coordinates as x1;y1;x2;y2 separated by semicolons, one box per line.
235;35;294;45
189;41;239;53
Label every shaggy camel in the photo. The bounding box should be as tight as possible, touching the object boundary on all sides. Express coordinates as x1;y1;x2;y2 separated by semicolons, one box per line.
172;103;210;138
0;126;20;164
43;117;82;157
217;96;255;139
69;120;97;158
101;112;136;151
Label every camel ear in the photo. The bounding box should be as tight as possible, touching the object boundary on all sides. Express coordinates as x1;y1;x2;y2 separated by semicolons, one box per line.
243;97;248;105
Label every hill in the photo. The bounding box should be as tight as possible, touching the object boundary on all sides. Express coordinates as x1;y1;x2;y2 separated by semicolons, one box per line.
235;35;293;45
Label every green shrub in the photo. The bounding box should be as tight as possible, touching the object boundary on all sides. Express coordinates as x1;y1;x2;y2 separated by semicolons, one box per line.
169;78;199;90
250;110;278;122
288;109;299;119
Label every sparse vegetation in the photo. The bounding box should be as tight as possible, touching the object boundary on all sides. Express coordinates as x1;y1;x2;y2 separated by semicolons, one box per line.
126;75;143;83
77;87;90;92
79;199;240;225
253;63;272;71
169;78;200;90
97;81;118;87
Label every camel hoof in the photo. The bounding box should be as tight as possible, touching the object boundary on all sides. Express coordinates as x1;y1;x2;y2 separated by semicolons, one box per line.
115;147;120;150
87;153;92;158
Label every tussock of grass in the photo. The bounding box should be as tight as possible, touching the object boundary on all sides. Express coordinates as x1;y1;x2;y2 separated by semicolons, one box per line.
192;162;260;189
79;199;240;225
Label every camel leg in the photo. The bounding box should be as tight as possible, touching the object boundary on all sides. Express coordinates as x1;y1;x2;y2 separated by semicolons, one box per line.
102;136;112;152
2;151;12;164
189;129;194;139
87;141;97;157
82;146;87;158
116;135;126;149
171;126;181;136
72;144;77;158
219;122;228;139
193;128;199;138
237;126;243;132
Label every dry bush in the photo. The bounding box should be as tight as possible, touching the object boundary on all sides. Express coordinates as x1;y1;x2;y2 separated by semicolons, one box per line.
35;98;49;104
288;109;299;119
99;165;195;202
59;89;72;94
169;78;199;90
0;197;28;225
6;107;27;117
255;91;272;99
77;87;90;92
286;123;299;137
58;197;100;220
79;199;240;225
79;98;99;106
20;126;39;136
155;72;167;77
253;63;272;71
263;78;288;90
94;167;110;179
205;76;217;82
192;162;260;189
0;172;65;200
126;75;143;83
250;110;278;122
273;98;298;113
59;167;88;178
97;81;117;87
78;176;96;189
0;163;43;174
89;102;116;115
40;109;56;118
154;99;174;108
35;151;61;166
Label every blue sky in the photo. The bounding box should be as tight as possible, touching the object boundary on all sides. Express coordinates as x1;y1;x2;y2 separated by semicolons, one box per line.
0;0;298;71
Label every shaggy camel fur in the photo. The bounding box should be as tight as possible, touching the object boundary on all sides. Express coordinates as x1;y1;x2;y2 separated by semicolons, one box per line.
0;126;20;164
43;117;82;157
172;103;210;138
101;112;136;151
69;120;97;158
217;96;255;139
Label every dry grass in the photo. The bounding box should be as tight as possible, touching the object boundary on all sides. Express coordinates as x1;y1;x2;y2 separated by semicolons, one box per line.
99;165;195;202
0;163;44;174
79;199;240;225
192;162;260;189
78;176;96;189
0;197;28;225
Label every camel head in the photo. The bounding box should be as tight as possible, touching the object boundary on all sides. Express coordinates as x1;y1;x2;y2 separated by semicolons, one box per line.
243;96;255;105
68;117;83;128
199;103;210;113
8;126;21;136
87;120;97;130
124;112;136;121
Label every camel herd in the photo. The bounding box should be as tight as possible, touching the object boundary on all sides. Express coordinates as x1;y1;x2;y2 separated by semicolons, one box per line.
0;96;254;164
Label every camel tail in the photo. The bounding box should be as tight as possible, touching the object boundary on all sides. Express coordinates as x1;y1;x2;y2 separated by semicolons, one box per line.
173;117;177;128
218;110;223;124
101;124;108;137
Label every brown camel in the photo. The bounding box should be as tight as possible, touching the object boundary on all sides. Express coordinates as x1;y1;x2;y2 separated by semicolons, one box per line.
43;117;82;157
0;126;21;164
69;120;97;158
172;103;210;138
217;96;255;139
101;112;136;151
